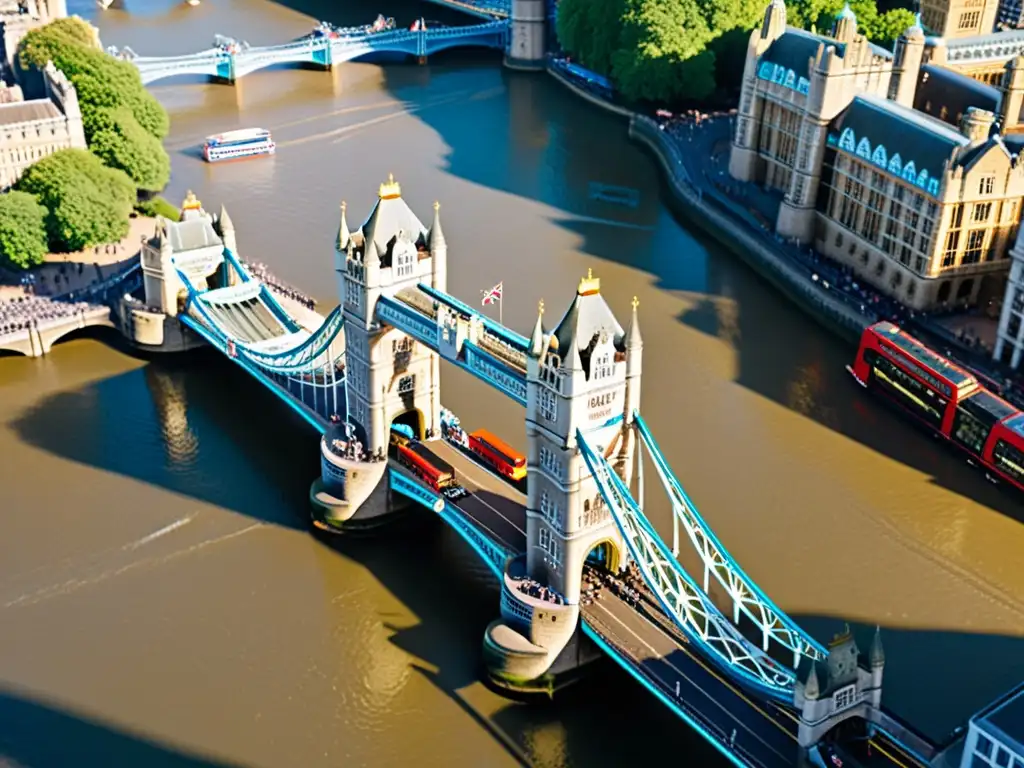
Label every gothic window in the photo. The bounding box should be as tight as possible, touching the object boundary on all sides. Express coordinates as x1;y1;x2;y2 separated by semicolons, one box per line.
539;387;557;423
398;375;415;394
871;145;886;167
887;153;902;176
839;128;856;152
540;491;561;527
592;353;613;380
538;526;561;567
901;161;917;184
856;137;872;159
539;446;562;479
784;69;796;89
345;277;363;311
979;175;996;195
393;337;413;354
833;685;857;711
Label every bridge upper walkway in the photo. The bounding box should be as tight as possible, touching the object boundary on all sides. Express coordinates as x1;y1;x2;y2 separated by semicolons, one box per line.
116;20;510;85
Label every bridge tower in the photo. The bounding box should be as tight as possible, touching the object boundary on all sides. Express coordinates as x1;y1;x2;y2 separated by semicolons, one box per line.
795;626;885;750
483;271;640;689
336;174;446;458
504;0;546;70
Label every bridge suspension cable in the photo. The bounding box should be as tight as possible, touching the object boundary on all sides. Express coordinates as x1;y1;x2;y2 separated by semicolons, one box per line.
632;412;827;666
577;429;798;701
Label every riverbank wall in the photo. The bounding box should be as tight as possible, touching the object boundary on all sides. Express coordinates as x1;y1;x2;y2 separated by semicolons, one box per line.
545;64;869;345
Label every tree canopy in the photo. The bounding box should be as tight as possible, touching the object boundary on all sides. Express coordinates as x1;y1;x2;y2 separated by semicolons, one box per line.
15;149;134;253
0;192;49;270
556;0;917;103
18;17;171;186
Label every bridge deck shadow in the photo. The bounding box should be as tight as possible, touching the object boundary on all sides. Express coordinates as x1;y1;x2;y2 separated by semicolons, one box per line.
0;685;243;768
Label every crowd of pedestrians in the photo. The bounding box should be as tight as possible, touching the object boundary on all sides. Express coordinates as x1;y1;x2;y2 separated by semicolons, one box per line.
0;295;98;337
243;261;317;311
511;573;565;605
582;562;645;608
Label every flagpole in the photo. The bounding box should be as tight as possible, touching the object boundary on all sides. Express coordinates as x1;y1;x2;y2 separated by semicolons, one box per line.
499;290;503;326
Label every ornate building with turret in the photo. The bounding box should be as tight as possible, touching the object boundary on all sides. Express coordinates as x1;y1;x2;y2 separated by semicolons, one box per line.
794;626;885;748
0;59;85;189
730;0;1024;311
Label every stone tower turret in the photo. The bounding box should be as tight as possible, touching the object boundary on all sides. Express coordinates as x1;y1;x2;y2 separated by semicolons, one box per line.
429;200;447;292
1001;55;1024;132
889;19;925;108
832;3;858;43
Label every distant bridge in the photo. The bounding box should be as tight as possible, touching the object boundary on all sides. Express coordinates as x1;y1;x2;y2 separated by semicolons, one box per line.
423;0;510;19
114;21;509;85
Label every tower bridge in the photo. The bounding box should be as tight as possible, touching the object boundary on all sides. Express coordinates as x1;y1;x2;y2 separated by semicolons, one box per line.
108;177;944;767
111;20;511;86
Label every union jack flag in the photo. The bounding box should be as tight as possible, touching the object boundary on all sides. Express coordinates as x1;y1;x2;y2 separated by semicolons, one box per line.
481;282;503;306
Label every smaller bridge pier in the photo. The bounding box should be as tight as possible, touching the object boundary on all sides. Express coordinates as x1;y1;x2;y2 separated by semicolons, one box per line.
503;0;546;70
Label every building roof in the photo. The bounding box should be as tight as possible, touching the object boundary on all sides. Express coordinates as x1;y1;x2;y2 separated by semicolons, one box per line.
761;28;843;79
913;64;1000;128
549;272;624;375
973;683;1024;758
0;99;59;125
167;218;222;253
945;27;1024;55
831;94;970;182
359;175;429;260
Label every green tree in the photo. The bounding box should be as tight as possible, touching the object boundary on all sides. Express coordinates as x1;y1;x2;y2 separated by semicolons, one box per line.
135;196;180;219
555;0;627;76
88;106;171;190
15;149;134;252
611;0;717;102
0;192;49;269
870;8;918;46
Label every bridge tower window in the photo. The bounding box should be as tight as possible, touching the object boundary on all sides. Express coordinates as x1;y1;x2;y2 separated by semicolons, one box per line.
398;375;416;394
540;490;561;527
592;352;613;380
538;526;561;567
539;445;562;479
833;684;856;711
539;387;557;422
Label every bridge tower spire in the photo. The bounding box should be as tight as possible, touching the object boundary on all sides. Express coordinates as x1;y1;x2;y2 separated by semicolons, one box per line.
484;269;636;690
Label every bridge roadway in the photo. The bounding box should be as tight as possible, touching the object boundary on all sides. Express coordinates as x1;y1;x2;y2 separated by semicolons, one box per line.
424;440;924;768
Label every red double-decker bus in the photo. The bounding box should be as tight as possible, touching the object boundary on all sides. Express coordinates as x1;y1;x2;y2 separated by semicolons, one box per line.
468;429;526;481
848;321;1024;491
397;441;457;492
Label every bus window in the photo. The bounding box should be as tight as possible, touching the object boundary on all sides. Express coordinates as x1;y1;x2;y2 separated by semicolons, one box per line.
952;408;990;454
864;349;947;429
993;439;1024;482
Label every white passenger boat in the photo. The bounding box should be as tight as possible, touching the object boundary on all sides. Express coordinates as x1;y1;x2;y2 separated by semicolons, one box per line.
203;128;275;163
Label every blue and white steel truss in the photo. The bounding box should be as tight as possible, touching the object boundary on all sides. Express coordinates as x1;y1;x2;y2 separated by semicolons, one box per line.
577;429;798;702
633;412;826;666
388;468;512;577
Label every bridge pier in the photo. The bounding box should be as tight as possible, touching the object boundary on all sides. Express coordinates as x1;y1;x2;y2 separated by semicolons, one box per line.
503;0;546;70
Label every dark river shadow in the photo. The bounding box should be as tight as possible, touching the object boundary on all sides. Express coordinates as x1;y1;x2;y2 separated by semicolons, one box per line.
0;685;243;768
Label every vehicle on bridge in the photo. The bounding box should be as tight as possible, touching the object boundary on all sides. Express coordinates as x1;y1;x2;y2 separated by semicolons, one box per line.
848;321;1024;492
397;440;467;498
203;128;275;163
467;428;526;481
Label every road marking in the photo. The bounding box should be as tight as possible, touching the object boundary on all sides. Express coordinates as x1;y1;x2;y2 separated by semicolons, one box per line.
444;452;526;536
592;601;796;758
123;515;195;551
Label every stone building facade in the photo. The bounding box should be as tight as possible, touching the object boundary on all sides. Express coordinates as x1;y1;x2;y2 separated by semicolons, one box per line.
0;59;85;189
730;0;1023;311
0;0;69;80
919;0;997;39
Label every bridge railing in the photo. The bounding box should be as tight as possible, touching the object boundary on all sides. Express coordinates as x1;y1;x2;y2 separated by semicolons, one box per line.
577;428;798;702
633;412;827;665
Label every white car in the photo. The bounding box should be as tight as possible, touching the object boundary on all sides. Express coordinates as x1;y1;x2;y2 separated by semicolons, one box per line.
443;485;469;501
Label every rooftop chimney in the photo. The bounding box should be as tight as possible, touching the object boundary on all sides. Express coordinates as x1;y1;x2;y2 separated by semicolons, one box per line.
960;107;995;145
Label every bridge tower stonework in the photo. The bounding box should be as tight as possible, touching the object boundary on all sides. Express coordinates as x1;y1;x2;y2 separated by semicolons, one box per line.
484;271;641;689
795;626;885;750
504;0;546;70
336;174;446;459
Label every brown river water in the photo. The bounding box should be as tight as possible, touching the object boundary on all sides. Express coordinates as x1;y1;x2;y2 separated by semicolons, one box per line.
1;0;1023;764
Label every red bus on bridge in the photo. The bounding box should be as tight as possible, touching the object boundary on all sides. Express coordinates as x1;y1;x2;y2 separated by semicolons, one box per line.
397;441;457;492
468;429;526;481
848;321;1024;491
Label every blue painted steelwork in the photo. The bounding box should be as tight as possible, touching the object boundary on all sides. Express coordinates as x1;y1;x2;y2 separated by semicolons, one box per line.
632;412;826;666
376;295;439;348
122;21;509;85
577;429;798;701
580;623;754;768
222;248;253;283
388;469;512;576
257;283;301;334
416;283;530;351
461;341;528;404
179;314;326;432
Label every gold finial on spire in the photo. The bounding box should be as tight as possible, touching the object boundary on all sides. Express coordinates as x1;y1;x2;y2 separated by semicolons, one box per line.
828;623;854;649
632;296;639;310
378;173;402;200
577;268;601;296
433;200;440;211
182;190;201;211
538;299;545;315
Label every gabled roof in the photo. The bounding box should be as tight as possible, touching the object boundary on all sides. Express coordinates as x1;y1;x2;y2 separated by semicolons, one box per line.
914;64;1001;128
831;94;970;182
165;217;222;253
549;274;625;376
359;191;429;256
761;28;843;79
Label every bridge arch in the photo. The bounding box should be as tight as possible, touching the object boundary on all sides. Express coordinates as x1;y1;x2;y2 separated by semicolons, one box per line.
390;408;425;441
585;537;624;574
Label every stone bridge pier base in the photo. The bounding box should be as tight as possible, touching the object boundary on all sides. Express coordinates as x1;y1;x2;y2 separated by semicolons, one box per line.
504;0;546;70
